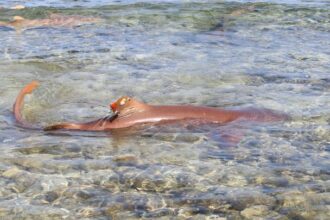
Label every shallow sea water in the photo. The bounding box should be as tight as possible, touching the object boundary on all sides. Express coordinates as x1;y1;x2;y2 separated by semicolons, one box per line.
0;0;329;219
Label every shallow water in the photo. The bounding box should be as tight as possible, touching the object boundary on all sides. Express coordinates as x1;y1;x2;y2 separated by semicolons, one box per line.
0;0;329;219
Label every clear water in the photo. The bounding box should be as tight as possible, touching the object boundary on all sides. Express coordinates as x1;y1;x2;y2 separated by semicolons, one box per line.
0;0;329;219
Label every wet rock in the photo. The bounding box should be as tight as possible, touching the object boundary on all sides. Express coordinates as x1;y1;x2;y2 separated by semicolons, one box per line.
104;203;125;218
2;167;37;193
78;207;102;218
2;166;22;178
120;165;201;192
76;189;95;200
279;191;307;208
0;178;13;198
37;175;68;193
113;154;138;163
0;198;70;219
45;191;59;203
241;205;269;218
0;207;10;217
241;205;286;220
300;209;330;219
255;175;289;187
178;207;209;218
228;190;276;211
104;193;149;218
170;189;230;214
83;170;121;191
31;191;59;205
279;191;330;218
226;174;248;187
174;134;201;143
146;195;167;211
206;215;227;220
142;208;176;218
109;210;137;219
7;157;51;173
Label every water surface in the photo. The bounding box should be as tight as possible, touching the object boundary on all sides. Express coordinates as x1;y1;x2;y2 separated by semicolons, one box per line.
0;0;329;219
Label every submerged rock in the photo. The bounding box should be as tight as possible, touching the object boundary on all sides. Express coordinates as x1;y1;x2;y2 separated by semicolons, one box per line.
241;205;286;220
0;14;104;30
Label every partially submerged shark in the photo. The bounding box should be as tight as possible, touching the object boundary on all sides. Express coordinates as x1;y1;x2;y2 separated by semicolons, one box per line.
14;81;289;131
